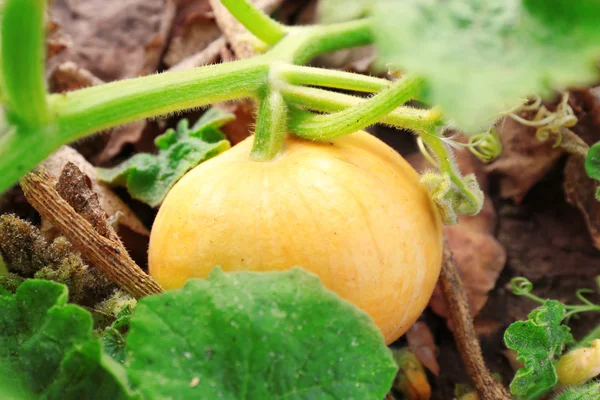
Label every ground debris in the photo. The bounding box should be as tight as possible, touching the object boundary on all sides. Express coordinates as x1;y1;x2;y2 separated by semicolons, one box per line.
42;146;150;266
564;88;600;251
163;0;222;67
0;214;49;276
409;146;506;319
406;321;440;377
56;162;121;244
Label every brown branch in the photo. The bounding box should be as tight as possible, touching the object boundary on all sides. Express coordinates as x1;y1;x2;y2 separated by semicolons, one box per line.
20;167;163;299
439;237;511;400
559;127;589;159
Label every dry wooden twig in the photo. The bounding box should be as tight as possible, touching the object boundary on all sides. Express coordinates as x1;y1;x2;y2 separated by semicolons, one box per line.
20;167;163;298
439;237;511;400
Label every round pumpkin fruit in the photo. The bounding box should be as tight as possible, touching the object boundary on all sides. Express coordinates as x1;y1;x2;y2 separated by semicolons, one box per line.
149;131;443;344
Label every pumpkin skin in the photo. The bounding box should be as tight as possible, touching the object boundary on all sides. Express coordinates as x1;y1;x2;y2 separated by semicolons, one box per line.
149;131;443;344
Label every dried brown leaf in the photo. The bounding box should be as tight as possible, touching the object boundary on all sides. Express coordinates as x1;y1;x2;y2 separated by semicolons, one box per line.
430;224;506;318
163;0;222;67
563;88;600;251
406;322;440;377
486;117;564;204
56;163;121;244
48;62;147;163
564;156;600;250
42;147;150;265
48;0;176;81
168;36;226;71
49;61;104;93
95;121;149;165
215;100;256;145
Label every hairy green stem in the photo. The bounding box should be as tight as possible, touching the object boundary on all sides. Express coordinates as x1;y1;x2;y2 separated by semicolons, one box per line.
419;131;482;212
0;12;381;192
277;64;390;93
287;75;424;140
271;19;374;65
573;324;600;350
279;84;441;134
50;59;269;142
1;0;48;126
251;88;288;161
0;125;57;194
220;0;287;45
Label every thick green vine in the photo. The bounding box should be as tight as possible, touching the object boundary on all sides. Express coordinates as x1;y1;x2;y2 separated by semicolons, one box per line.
0;0;481;224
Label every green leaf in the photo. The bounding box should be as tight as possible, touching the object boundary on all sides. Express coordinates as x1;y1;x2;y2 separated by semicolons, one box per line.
126;267;397;400
0;279;136;399
504;300;573;399
100;305;133;364
0;253;7;275
586;141;600;201
97;108;233;207
364;0;600;133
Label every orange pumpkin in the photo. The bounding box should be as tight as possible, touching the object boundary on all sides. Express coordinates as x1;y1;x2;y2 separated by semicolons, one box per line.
149;131;443;344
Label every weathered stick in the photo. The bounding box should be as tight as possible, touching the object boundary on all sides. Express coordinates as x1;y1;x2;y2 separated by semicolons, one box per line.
20;167;163;298
439;237;511;400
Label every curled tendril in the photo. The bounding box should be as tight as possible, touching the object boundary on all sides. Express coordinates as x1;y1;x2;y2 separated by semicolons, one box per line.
466;127;502;163
511;277;535;296
418;127;502;165
416;136;440;168
508;93;577;147
576;289;596;307
510;276;600;321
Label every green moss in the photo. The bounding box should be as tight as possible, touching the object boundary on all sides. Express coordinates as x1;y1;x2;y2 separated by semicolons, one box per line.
0;214;48;275
95;289;136;319
1;215;115;305
0;272;24;292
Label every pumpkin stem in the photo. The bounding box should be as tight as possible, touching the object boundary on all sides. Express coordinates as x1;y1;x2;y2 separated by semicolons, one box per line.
250;87;288;161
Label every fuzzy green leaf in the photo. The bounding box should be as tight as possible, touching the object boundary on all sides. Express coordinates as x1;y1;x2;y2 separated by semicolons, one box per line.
101;305;133;364
97;109;233;207
504;300;572;399
322;0;600;133
0;279;136;399
126;267;397;400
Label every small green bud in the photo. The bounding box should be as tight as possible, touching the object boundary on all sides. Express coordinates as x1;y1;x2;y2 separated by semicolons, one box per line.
557;339;600;386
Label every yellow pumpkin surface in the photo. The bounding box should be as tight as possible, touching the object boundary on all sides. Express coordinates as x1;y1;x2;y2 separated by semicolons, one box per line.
149;131;443;344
